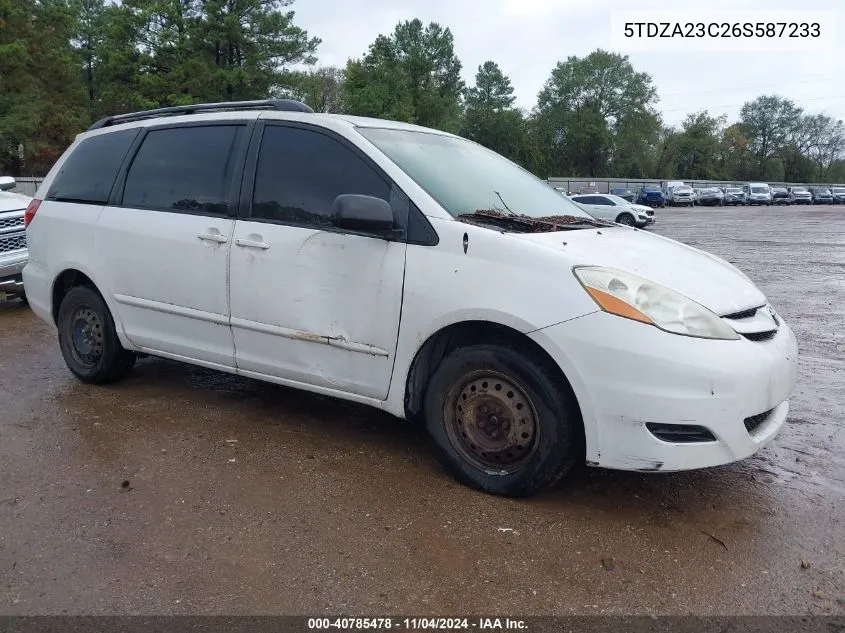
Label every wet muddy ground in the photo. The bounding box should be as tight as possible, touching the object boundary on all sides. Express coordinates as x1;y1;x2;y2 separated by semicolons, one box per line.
1;206;843;615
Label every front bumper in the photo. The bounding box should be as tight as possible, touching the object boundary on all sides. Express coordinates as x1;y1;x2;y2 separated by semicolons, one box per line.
530;311;799;472
0;249;28;295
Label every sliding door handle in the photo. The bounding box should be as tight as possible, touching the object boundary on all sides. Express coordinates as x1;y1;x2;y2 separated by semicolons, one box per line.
235;238;270;250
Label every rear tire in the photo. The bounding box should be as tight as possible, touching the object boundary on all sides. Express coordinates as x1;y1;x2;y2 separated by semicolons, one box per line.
57;285;136;384
423;343;582;497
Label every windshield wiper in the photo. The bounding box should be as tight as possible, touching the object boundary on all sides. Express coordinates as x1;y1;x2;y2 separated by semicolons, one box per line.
533;214;613;229
456;210;612;233
493;191;516;215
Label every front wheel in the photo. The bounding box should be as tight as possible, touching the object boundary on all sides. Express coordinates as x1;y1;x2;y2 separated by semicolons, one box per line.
57;285;136;384
615;212;636;226
424;344;582;497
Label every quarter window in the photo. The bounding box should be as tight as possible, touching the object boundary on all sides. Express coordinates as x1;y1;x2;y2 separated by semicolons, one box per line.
122;125;243;215
252;125;391;227
47;129;138;204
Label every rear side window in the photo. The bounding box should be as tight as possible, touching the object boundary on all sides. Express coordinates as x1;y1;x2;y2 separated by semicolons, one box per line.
122;125;243;215
47;129;138;204
252;125;391;227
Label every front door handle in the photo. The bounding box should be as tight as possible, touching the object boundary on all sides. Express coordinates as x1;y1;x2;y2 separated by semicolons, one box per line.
197;230;228;243
235;237;270;250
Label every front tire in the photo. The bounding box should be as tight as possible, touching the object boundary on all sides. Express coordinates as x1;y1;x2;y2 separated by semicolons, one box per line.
57;285;136;384
615;212;636;226
423;344;582;497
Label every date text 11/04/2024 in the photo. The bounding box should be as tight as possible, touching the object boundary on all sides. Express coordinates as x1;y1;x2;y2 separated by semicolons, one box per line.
307;618;528;630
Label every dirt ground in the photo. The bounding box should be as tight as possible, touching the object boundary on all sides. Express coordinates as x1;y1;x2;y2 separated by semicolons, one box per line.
1;205;843;616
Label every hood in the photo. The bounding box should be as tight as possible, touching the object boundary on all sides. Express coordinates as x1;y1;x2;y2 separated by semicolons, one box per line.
514;227;765;315
0;191;30;212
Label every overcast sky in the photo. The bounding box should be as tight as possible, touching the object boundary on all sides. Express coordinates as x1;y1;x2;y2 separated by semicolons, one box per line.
292;0;844;127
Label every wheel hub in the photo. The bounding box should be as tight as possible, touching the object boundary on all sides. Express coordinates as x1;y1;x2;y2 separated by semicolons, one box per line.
445;371;539;473
70;307;104;366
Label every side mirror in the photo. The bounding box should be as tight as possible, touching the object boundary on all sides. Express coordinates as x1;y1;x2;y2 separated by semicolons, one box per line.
0;176;16;192
331;194;397;235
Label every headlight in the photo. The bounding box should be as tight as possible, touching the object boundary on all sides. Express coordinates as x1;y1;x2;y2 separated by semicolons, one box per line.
573;267;740;340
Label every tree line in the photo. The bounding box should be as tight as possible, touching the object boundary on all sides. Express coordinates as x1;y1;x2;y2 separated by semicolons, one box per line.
2;0;844;182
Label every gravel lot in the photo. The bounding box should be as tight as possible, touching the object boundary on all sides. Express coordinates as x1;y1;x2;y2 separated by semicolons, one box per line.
1;205;843;615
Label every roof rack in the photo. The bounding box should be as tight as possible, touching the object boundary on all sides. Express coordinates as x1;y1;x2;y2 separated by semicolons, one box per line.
87;99;314;131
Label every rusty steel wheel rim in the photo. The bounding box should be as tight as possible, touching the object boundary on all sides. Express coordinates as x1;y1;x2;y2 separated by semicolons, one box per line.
443;370;540;474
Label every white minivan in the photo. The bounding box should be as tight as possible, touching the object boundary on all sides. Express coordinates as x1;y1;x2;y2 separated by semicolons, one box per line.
23;100;799;497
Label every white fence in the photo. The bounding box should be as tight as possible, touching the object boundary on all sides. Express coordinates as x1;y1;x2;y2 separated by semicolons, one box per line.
547;177;844;194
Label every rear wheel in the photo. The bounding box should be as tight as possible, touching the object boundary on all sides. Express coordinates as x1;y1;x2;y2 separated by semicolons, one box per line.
57;285;136;384
424;344;582;497
615;212;636;226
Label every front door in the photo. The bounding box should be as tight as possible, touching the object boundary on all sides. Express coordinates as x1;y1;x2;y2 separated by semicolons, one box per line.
97;123;249;368
228;123;407;399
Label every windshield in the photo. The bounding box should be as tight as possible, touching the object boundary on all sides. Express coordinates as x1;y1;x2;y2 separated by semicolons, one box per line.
751;186;769;193
793;187;808;192
726;188;741;193
642;186;660;192
604;194;631;206
358;128;591;220
675;187;692;193
832;188;845;193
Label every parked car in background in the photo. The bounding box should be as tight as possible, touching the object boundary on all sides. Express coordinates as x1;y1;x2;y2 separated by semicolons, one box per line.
724;187;746;205
810;187;833;204
577;186;600;194
0;176;30;302
569;194;655;227
23;99;798;497
771;187;790;205
610;187;635;203
668;185;695;207
787;186;812;204
636;185;665;208
695;187;725;206
743;183;772;206
830;186;845;204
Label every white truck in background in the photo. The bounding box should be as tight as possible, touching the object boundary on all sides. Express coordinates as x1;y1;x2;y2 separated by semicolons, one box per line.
663;181;695;207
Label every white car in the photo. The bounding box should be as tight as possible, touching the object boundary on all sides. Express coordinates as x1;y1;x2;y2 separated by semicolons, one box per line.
23;100;798;497
0;176;31;301
568;193;655;227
